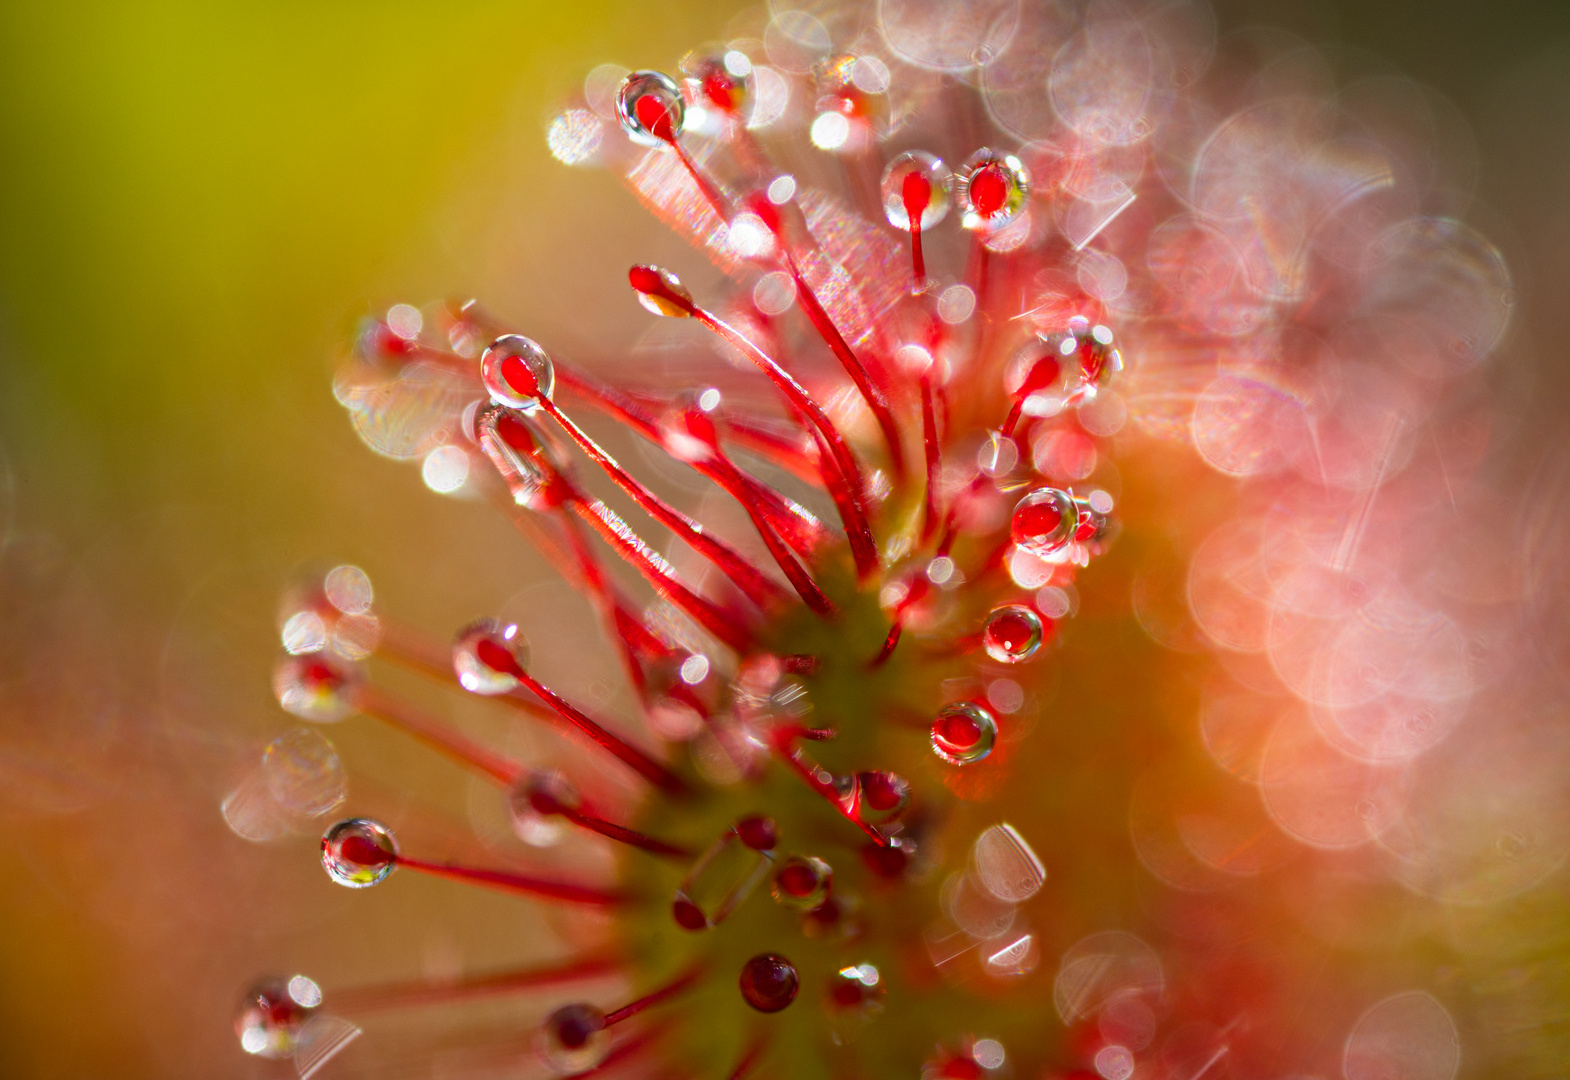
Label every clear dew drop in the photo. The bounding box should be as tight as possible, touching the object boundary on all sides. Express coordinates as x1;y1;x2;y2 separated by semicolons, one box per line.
475;405;557;511
682;49;753;116
881;151;952;231
1011;487;1078;556
771;854;833;910
452;618;529;695
320;817;398;888
983;604;1045;663
273;654;360;723
739;953;800;1013
616;70;685;145
480;335;554;413
540;1003;610;1074
955;148;1030;231
973;823;1046;902
931;702;999;765
323;565;373;614
261;728;347;818
235;975;320;1058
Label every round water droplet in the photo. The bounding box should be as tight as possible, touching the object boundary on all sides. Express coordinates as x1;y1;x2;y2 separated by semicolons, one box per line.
983;604;1044;663
739;953;799;1013
480;335;554;413
262;728;347;817
323;565;373;614
881;151;952;231
616;70;685;145
955;149;1029;231
540;1003;609;1074
931;702;999;765
273;654;360;722
235;976;320;1057
977;431;1019;477
683;50;753;116
829;963;885;1013
629;265;695;318
1011;487;1077;556
452;619;529;695
320;818;397;888
511;769;579;821
658;393;721;463
736;814;778;851
772;854;832;909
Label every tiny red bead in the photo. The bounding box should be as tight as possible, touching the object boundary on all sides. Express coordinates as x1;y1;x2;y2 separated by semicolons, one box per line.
736;815;778;851
739;954;799;1013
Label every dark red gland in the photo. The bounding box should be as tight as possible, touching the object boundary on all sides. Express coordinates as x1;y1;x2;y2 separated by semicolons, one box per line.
549;1006;605;1049
1021;354;1062;395
337;834;394;871
831;978;867;1009
806;897;840;927
474;638;523;677
634;93;677;142
861;772;908;813
1012;500;1064;546
672;895;707;931
736;815;778;851
990;610;1037;652
933;709;984;751
703;73;741;112
738;954;799;1013
902;171;931;228
302;661;344;690
970;164;1009;217
776;862;821;897
500;354;540;397
861;840;910;879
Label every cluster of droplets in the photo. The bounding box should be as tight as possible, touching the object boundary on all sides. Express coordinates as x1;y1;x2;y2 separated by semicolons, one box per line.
226;0;1546;1076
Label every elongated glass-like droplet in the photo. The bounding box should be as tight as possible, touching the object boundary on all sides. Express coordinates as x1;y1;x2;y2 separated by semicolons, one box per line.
320;818;397;887
881;151;951;231
1011;487;1078;557
983;604;1045;664
838;770;911;823
771;854;832;909
540;1003;609;1074
273;654;360;722
616;70;685;145
452;618;529;695
481;335;555;413
931;702;999;765
955;148;1029;231
739;953;799;1013
235;976;321;1057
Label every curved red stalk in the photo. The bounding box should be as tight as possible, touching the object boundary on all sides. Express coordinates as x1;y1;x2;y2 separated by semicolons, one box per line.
710;455;837;617
903;170;930;291
772;735;888;846
394;854;623;906
553;366;830;556
353;684;524;787
569;494;754;652
920;374;941;544
602;966;704;1026
330;955;621;1015
677;295;880;579
535;395;788;611
777;246;907;481
555;802;692;859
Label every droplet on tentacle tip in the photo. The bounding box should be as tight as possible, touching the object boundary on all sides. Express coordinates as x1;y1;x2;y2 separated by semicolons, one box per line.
235;975;321;1057
838;770;911;823
772;854;832;909
261;728;347;818
736;814;779;851
739;953;800;1013
931;702;999;765
629;265;695;318
983;604;1044;664
881;151;952;231
616;70;685;145
682;49;754;116
828;963;885;1014
658;391;722;463
320;817;398;888
475;405;558;511
507;770;571;848
452;618;529;695
955;148;1029;231
480;335;555;413
540;1003;610;1074
273;654;361;722
1011;487;1078;556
